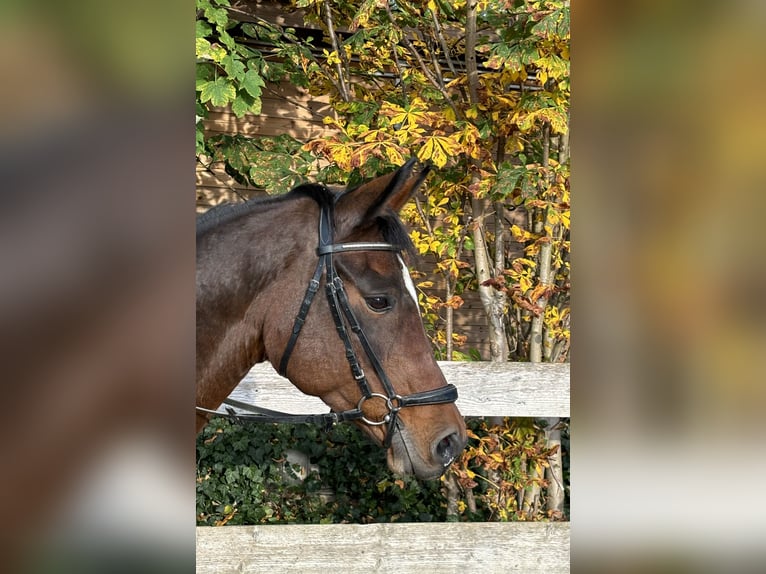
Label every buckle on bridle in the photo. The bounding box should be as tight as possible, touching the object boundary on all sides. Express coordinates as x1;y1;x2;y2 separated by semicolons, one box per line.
357;393;403;426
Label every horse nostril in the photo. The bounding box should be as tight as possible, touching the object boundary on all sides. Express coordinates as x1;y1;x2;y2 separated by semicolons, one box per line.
435;432;464;467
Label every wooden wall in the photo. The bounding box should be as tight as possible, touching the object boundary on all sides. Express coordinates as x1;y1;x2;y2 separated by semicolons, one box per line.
196;80;331;210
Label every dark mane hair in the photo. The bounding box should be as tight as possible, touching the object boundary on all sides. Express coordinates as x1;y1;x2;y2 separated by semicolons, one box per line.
196;182;414;258
196;183;335;238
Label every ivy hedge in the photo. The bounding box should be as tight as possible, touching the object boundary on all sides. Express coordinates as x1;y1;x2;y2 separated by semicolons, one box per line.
197;417;569;525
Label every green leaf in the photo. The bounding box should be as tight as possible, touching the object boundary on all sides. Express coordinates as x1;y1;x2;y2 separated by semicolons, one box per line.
219;29;236;51
199;77;236;107
196;37;226;62
241;69;265;99
248;98;262;115
204;6;229;29
233;89;261;115
196;19;212;39
221;54;245;80
196;125;206;156
231;95;250;118
196;62;214;83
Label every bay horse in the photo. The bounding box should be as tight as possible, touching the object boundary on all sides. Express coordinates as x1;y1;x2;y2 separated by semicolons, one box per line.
196;159;466;479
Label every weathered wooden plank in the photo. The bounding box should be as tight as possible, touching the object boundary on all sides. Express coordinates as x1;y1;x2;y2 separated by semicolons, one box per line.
206;98;331;122
196;522;570;573
230;361;569;418
203;116;328;140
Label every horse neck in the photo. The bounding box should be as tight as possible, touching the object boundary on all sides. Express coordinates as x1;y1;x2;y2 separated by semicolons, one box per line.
196;196;317;408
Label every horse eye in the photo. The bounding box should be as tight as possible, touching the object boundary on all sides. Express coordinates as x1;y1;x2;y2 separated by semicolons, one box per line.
365;296;391;312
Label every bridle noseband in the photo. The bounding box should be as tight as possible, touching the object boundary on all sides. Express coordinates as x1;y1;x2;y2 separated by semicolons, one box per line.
197;193;458;449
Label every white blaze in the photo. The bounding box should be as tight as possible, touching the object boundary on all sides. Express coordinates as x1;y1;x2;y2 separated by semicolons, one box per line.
397;255;419;306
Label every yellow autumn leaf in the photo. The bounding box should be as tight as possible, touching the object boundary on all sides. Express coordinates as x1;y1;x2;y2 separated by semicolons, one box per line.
418;135;460;169
328;143;353;170
384;145;404;165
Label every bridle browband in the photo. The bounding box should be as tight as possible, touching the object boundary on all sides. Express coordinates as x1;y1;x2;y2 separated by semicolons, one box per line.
196;191;458;449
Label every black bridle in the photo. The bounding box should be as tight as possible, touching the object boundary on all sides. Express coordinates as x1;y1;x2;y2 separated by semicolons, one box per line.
197;194;458;448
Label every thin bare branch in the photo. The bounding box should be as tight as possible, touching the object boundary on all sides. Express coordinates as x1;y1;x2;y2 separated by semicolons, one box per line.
196;157;249;203
384;2;460;118
430;8;459;77
414;196;433;235
262;84;322;119
417;28;447;91
324;2;351;102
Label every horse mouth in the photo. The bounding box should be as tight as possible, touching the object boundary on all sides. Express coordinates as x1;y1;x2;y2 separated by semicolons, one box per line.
385;424;456;480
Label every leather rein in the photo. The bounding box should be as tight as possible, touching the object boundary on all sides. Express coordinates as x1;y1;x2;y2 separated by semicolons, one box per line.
196;194;458;448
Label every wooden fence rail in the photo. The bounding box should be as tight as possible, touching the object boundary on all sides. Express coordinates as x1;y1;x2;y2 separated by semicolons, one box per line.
197;361;570;573
230;361;570;418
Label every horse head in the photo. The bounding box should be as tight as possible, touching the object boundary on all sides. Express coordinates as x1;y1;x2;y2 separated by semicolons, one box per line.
263;160;467;479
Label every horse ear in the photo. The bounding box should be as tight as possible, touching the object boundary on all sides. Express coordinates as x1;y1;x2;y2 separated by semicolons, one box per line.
335;159;431;231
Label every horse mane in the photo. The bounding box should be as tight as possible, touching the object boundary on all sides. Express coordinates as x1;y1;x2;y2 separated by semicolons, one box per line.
196;184;334;238
196;181;415;257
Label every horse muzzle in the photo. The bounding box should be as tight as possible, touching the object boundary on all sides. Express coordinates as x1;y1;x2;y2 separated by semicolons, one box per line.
385;419;467;480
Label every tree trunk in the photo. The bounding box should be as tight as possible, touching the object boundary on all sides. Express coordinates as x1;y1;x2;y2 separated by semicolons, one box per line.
466;0;506;363
521;458;541;519
471;198;507;362
443;470;460;520
544;417;564;516
529;123;553;363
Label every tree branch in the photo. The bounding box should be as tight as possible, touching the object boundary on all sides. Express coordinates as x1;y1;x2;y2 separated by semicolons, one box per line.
384;2;460;118
324;1;351;102
465;0;480;104
430;8;459;78
530;122;555;363
544;417;565;516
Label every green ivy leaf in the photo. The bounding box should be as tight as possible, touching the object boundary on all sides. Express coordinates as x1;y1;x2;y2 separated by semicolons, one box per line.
199;77;236;107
